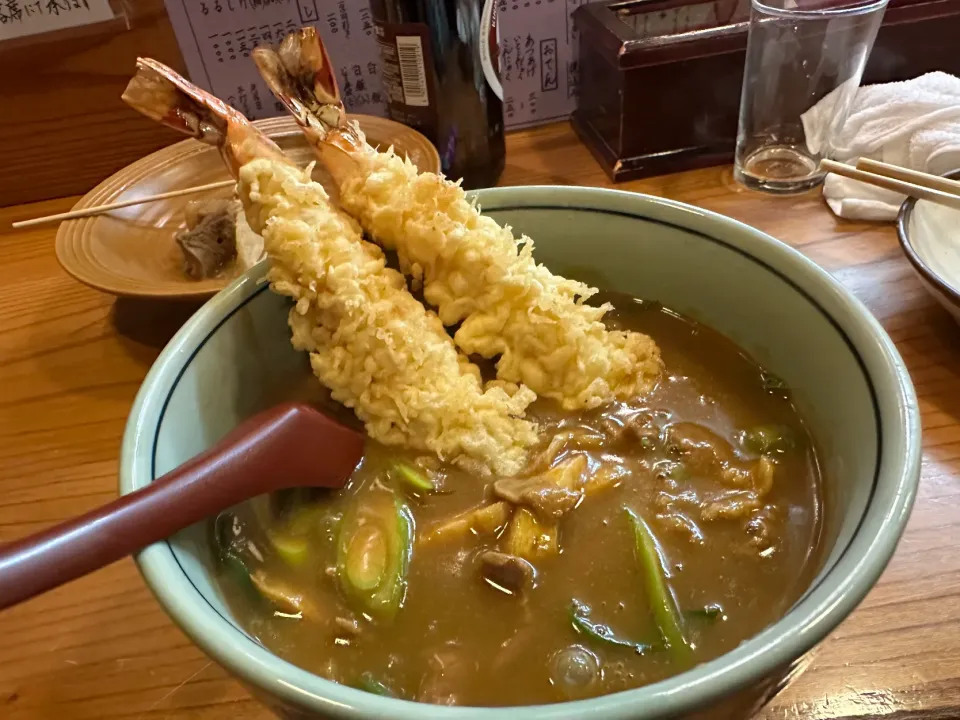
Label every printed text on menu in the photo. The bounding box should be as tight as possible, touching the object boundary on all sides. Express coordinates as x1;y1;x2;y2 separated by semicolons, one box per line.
498;0;588;130
164;0;387;121
0;0;114;41
498;0;737;129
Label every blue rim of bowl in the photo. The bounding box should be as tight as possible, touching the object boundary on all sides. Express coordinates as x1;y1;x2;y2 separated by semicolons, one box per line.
123;186;920;719
896;169;960;312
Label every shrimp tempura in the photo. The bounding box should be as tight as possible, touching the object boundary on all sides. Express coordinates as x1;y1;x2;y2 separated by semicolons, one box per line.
240;158;538;475
122;58;538;476
254;29;663;410
338;165;662;410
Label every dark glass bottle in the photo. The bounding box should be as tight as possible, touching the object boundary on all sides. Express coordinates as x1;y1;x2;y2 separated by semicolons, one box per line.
371;0;506;189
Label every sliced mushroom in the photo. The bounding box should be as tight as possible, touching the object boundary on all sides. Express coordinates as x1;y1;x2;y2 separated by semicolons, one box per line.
755;455;776;496
664;422;736;474
700;490;762;521
524;433;569;475
721;455;775;496
492;477;581;519
493;455;587;520
655;511;705;544
479;551;537;595
628;412;662;450
250;570;307;616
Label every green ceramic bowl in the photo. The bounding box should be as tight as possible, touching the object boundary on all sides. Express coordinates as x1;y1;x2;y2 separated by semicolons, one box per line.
121;186;921;719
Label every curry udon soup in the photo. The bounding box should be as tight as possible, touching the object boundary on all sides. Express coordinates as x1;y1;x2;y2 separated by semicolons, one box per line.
212;297;823;707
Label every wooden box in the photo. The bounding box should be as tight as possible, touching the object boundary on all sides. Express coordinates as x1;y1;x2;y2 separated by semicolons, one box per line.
572;0;960;181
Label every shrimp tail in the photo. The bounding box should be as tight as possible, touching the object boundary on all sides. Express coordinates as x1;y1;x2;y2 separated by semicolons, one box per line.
252;27;366;184
122;57;288;176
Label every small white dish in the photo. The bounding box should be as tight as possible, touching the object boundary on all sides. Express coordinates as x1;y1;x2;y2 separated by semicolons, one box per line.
898;172;960;323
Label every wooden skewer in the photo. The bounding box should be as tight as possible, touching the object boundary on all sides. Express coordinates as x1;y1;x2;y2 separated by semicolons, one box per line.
856;157;960;195
11;179;237;229
819;159;960;212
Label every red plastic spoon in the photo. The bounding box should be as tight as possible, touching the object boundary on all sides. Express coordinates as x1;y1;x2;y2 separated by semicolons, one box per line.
0;402;364;610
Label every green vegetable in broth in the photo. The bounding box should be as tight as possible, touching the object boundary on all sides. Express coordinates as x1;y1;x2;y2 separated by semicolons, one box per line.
213;512;262;604
391;460;435;494
220;550;261;605
625;508;692;664
570;600;657;654
337;491;414;618
345;524;388;591
267;530;309;565
740;424;796;455
266;504;325;566
356;673;396;697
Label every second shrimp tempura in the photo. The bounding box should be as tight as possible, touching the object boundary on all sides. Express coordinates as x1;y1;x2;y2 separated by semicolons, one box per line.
122;58;537;476
253;28;663;410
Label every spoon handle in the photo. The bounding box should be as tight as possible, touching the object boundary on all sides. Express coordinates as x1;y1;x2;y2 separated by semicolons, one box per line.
0;403;363;610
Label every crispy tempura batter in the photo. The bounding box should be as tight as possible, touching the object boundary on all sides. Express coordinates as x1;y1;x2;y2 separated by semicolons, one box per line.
253;28;663;410
337;158;662;410
239;159;537;474
122;58;537;476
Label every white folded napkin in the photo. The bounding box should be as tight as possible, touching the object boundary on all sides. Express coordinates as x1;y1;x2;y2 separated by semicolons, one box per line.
800;72;960;221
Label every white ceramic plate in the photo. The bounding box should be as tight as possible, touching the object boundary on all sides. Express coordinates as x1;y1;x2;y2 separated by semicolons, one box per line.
898;173;960;323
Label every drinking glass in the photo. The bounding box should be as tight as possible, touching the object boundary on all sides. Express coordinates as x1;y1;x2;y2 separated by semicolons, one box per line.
734;0;888;194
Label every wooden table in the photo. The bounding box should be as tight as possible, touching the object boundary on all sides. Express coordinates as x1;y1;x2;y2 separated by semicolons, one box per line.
1;122;957;720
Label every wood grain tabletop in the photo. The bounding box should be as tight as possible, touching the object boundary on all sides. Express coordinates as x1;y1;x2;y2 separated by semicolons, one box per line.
1;122;957;720
0;0;185;207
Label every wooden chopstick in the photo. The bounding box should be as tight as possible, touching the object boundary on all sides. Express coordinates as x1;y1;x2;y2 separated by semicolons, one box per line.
819;159;960;211
856;158;960;195
11;179;237;229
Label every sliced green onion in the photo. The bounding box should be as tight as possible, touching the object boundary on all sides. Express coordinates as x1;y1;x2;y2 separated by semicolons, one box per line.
569;600;657;654
266;504;325;566
267;531;309;566
220;551;260;604
336;491;414;619
356;673;395;697
391;461;435;494
625;508;692;665
344;524;388;591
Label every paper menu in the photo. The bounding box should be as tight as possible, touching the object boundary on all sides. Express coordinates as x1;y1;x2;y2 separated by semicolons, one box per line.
497;0;589;130
0;0;115;41
497;0;738;130
164;0;387;121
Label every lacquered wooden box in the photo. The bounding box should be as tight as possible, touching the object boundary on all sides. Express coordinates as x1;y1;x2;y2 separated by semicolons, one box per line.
572;0;960;181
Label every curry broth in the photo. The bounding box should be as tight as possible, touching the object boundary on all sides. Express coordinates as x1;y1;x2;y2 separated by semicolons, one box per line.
213;301;823;706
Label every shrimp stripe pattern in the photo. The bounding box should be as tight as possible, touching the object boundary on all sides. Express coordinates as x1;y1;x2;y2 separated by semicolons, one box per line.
253;28;664;411
122;59;538;477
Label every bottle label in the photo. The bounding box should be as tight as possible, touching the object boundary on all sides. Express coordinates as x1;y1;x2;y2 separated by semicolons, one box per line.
374;21;438;139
